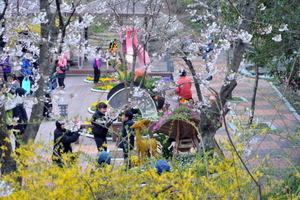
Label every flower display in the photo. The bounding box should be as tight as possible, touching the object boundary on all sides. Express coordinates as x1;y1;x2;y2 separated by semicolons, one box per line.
153;104;201;130
91;76;120;92
89;101;108;111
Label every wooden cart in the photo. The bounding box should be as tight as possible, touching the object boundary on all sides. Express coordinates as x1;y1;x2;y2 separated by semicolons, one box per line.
153;118;200;158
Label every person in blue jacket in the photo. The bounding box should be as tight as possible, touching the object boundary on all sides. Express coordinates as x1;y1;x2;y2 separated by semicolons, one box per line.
119;110;135;161
52;121;80;167
201;37;214;59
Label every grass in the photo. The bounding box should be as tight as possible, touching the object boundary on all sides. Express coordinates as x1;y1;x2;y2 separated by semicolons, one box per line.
228;96;244;102
88;22;111;35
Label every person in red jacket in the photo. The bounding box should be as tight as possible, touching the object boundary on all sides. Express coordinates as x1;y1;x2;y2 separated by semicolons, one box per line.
174;69;194;103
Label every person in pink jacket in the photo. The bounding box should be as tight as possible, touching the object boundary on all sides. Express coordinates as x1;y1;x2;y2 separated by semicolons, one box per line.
57;54;68;89
174;69;193;103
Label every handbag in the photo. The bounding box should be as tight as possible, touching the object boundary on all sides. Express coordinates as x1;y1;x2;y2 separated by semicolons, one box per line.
60;65;69;71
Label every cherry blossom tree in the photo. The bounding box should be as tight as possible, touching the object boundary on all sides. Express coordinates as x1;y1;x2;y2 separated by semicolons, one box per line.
0;0;103;174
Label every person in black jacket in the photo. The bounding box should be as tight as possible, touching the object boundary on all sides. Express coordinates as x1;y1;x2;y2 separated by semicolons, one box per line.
12;87;28;149
52;121;80;167
91;102;115;152
118;110;135;160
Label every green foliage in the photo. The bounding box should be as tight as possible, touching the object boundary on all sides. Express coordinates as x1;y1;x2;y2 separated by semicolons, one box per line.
261;164;300;199
88;22;111;34
156;134;174;159
228;96;243;102
246;1;300;91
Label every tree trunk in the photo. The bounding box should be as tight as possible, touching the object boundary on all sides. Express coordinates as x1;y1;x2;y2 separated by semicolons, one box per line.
199;0;258;154
0;106;17;175
182;56;203;102
22;0;59;143
249;64;259;124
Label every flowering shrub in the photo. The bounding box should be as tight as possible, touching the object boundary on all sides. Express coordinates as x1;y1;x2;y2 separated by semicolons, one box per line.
153;104;201;130
2;139;297;199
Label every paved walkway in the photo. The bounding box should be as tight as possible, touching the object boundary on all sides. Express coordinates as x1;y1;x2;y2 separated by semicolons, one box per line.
173;56;300;169
29;54;300;169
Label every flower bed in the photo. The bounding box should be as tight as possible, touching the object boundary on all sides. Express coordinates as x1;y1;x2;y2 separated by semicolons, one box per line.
90;76;120;92
88;101;108;113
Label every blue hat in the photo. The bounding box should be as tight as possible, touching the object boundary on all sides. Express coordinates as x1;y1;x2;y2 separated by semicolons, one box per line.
15;87;26;96
208;37;214;41
156;160;170;175
97;151;111;165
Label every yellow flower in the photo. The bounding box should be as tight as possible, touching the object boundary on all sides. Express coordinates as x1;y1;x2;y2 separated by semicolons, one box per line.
260;128;268;135
90;101;108;107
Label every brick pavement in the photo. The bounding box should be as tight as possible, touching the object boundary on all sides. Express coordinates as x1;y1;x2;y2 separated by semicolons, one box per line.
173;55;300;169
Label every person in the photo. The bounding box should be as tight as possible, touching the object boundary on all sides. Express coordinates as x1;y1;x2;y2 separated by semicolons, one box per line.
174;69;193;103
201;37;214;59
97;151;111;166
200;37;214;81
1;56;11;82
7;74;20;94
2;85;13;130
21;56;33;83
119;110;135;161
91;102;115;151
104;50;111;70
12;87;28;149
109;39;118;52
155;160;171;175
52;121;80;167
32;54;39;69
42;75;54;120
92;55;102;84
57;54;68;90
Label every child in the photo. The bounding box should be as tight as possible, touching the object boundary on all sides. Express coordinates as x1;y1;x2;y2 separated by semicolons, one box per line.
119;110;135;161
7;74;20;94
97;151;111;166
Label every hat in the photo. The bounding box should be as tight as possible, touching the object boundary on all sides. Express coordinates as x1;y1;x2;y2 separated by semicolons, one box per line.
97;151;111;165
55;121;64;129
15;87;26;96
156;160;170;175
179;69;186;77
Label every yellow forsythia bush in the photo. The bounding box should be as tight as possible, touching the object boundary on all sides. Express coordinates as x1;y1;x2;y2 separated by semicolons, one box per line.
0;140;297;199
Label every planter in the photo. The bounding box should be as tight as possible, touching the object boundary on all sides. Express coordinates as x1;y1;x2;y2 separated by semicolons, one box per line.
87;107;95;114
90;88;109;93
84;79;93;83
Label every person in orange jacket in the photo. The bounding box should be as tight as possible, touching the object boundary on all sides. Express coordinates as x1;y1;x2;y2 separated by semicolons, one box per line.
174;69;193;103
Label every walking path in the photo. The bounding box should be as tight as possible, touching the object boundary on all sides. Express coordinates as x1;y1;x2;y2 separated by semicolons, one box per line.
173;56;300;169
31;54;299;170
